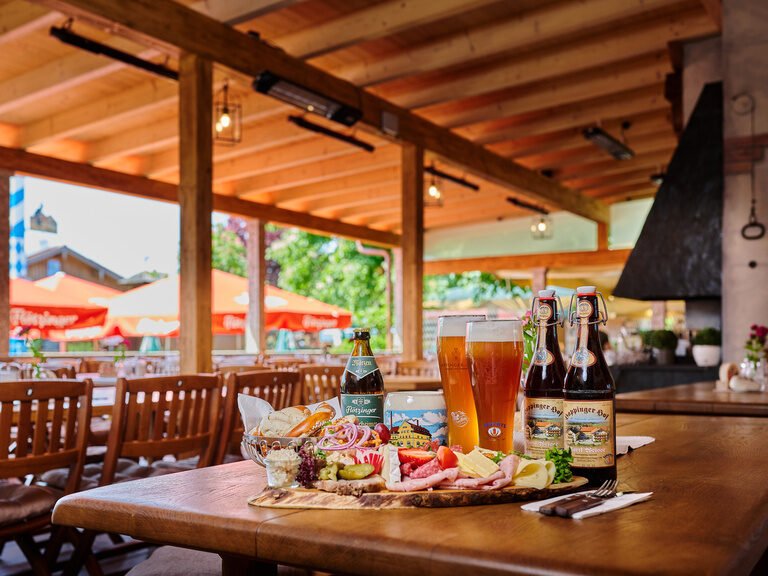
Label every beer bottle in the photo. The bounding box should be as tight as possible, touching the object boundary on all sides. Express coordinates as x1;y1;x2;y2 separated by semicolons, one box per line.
523;290;566;459
341;328;385;426
563;286;616;486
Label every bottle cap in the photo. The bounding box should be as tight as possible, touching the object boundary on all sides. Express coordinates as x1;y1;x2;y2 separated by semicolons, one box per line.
538;289;556;298
576;285;596;294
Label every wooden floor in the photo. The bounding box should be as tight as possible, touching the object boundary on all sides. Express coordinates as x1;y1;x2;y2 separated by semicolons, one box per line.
0;534;152;576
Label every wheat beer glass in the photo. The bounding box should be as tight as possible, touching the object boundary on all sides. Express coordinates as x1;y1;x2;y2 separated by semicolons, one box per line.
437;314;486;452
465;319;524;453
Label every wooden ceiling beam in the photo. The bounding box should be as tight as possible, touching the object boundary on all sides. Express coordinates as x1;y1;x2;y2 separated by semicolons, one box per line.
296;184;401;214
517;132;677;171
335;0;680;87
191;0;303;25
424;249;632;275
234;146;400;198
488;110;672;158
600;188;657;203
698;0;722;31
565;167;667;189
588;181;659;198
0;144;399;246
277;0;499;60
34;0;609;222
392;9;715;110
554;149;674;181
443;54;671;131
469;85;668;145
0;1;60;45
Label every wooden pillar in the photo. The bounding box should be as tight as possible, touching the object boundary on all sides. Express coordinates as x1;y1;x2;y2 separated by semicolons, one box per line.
392;247;403;353
531;267;548;295
245;219;266;354
401;143;424;361
597;222;609;251
650;301;667;330
0;172;9;357
178;53;213;374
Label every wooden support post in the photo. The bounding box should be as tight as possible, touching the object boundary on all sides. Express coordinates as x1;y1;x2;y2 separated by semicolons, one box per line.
245;219;266;354
597;222;609;251
401;143;424;361
650;301;667;330
0;172;9;357
531;267;548;295
178;53;213;374
392;247;403;353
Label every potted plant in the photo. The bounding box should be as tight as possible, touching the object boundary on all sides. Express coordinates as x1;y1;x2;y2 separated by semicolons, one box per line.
643;330;678;365
692;328;721;367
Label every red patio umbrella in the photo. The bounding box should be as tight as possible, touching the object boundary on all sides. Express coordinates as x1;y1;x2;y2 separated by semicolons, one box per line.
10;278;109;337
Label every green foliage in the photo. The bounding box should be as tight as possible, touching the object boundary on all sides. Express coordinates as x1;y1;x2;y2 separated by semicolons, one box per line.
67;341;94;352
693;328;721;346
266;227;389;351
642;329;678;350
212;223;247;277
423;271;526;305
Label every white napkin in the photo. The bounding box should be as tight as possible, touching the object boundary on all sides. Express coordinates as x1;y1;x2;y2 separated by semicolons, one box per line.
617;436;655;455
512;433;655;455
521;490;653;519
238;394;342;434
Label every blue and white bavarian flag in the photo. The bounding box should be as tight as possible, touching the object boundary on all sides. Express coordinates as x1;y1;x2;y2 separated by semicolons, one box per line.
9;176;26;278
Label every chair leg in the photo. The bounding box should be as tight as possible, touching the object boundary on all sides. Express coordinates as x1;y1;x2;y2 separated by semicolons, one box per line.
107;532;125;545
0;539;5;557
44;525;67;566
64;528;99;576
16;533;53;576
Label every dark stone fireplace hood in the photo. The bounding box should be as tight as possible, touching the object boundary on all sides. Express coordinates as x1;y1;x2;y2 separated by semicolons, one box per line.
613;82;723;301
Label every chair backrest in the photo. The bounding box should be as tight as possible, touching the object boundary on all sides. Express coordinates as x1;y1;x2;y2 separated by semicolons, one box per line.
0;379;92;495
215;370;301;465
217;364;267;374
299;365;345;404
396;360;439;377
102;374;221;485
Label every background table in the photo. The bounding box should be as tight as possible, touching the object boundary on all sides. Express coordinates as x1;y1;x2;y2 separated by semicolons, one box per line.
383;374;442;391
616;381;768;416
52;412;768;575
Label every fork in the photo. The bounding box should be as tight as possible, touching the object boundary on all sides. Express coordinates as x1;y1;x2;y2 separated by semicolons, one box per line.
554;479;619;517
539;479;617;516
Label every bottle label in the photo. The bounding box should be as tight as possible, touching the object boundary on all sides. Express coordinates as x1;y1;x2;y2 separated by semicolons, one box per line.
344;355;380;379
523;397;564;458
563;400;615;468
341;393;383;426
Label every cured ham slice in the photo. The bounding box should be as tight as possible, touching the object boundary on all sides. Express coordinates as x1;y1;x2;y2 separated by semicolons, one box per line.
386;467;460;492
438;470;505;490
482;454;519;490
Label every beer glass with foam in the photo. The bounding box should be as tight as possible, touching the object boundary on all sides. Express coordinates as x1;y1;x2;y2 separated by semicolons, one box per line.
465;319;524;453
437;314;485;452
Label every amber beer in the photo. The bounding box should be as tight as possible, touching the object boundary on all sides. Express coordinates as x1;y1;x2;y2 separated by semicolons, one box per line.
465;320;524;453
563;286;617;486
437;314;485;452
341;328;385;426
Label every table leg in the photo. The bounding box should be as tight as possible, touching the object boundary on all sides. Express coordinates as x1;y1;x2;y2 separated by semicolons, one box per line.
220;553;277;575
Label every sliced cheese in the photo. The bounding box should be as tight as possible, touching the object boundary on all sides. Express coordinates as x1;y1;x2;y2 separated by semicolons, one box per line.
513;459;552;489
378;444;401;484
544;460;556;486
465;448;500;478
455;452;483;478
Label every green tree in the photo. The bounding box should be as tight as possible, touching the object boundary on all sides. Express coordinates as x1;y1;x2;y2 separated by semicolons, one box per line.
211;223;247;277
266;226;389;351
424;271;527;305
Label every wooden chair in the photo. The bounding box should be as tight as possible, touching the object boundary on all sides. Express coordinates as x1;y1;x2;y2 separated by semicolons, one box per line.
0;379;92;575
396;359;440;378
215;370;301;465
216;363;267;374
299;365;345;404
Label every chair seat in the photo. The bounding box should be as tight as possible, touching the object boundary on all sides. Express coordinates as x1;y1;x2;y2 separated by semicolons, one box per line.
89;417;112;445
0;482;58;527
41;458;198;491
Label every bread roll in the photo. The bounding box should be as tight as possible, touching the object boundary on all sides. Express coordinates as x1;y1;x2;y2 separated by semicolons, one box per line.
258;406;310;437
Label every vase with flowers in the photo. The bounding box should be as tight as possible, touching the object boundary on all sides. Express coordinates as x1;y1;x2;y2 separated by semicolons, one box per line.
742;324;767;389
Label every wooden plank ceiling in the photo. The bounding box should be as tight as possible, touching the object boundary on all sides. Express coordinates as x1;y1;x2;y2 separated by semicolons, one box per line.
0;0;718;235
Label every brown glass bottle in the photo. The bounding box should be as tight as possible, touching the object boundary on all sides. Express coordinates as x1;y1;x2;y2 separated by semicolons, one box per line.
563;286;616;486
341;328;385;426
523;290;567;459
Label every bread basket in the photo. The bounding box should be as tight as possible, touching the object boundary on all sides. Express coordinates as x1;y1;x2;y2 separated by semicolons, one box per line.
242;432;313;467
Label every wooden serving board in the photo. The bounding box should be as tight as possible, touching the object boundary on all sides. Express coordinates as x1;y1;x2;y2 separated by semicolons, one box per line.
249;477;587;510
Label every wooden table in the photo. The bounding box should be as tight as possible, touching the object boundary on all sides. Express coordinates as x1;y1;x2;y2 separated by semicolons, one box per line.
383;374;442;391
616;381;768;417
52;412;768;575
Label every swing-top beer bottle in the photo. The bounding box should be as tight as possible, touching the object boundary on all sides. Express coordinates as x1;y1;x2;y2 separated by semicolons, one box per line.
563;286;617;486
341;328;385;426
